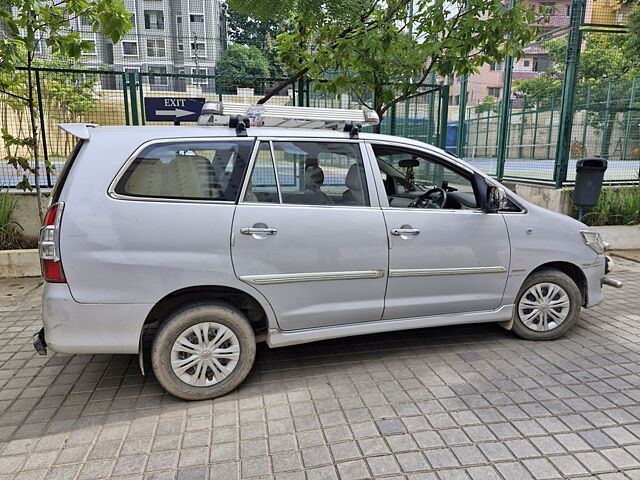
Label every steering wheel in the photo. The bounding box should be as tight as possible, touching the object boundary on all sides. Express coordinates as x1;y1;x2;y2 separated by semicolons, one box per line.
408;187;447;209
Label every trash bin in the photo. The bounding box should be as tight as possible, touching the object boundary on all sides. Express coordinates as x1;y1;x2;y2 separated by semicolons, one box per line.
574;158;608;207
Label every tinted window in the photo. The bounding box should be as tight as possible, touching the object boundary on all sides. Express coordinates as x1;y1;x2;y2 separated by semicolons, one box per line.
115;140;253;201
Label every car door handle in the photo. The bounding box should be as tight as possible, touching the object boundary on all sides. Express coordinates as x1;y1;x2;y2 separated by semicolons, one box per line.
391;228;420;236
241;227;278;235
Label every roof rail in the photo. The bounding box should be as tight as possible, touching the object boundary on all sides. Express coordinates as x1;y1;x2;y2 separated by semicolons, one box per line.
197;101;379;137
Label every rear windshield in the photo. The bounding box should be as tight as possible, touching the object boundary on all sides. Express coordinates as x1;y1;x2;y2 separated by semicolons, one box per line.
114;140;254;201
51;140;84;203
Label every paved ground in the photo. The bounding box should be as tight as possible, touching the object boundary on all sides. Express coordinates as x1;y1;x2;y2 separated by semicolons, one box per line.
0;260;639;480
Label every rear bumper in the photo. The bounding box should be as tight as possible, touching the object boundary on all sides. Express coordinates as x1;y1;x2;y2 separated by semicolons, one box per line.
41;282;152;354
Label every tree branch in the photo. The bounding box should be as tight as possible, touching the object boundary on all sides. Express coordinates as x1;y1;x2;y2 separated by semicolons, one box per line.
256;0;400;103
256;68;309;104
0;89;29;103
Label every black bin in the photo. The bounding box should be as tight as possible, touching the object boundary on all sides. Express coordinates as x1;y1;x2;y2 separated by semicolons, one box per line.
574;158;608;207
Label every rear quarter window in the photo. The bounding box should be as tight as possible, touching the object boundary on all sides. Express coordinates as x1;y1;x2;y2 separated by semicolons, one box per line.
114;139;254;201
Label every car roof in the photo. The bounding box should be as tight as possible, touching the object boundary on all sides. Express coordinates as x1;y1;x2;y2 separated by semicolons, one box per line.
76;124;446;153
64;124;475;172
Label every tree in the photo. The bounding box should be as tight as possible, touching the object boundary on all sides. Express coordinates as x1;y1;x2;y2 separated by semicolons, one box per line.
475;96;500;115
0;0;131;221
217;44;271;90
626;2;640;69
513;33;635;157
226;6;288;78
231;0;543;131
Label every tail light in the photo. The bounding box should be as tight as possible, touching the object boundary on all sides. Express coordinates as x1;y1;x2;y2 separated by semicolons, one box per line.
39;202;66;283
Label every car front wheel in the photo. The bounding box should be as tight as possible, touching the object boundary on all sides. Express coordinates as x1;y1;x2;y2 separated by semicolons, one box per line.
511;269;582;340
151;302;256;400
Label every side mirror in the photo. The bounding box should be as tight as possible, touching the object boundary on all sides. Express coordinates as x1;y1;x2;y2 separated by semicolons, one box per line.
486;186;507;213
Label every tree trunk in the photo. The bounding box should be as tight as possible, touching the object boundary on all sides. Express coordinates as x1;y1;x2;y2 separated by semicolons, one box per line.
26;62;44;223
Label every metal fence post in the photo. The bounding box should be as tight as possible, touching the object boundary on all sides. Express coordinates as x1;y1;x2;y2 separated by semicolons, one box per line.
495;66;514;179
121;73;130;126
531;101;540;159
622;78;637;161
518;96;528;159
495;0;515;181
390;103;397;136
554;0;585;188
456;75;468;156
138;74;146;125
546;93;556;159
35;70;52;188
438;85;450;149
426;73;436;143
599;80;612;158
127;71;139;125
581;84;591;155
297;77;304;106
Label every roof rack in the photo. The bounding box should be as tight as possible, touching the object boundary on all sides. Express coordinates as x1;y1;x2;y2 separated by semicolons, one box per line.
197;101;379;138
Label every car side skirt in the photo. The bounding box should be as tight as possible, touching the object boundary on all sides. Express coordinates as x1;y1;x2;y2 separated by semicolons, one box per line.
267;304;514;347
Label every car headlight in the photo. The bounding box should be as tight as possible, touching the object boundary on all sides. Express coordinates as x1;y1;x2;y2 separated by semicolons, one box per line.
580;230;605;254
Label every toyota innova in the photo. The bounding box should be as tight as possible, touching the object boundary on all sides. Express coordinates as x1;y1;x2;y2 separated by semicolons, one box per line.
34;103;621;400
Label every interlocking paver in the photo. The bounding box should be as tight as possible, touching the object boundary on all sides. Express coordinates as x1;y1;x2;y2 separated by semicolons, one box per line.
0;268;639;479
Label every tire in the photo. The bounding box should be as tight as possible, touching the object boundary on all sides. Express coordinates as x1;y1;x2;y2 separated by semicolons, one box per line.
511;269;582;341
151;301;256;400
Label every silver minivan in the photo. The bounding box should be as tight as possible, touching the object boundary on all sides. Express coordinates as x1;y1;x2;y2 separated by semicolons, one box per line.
34;103;621;400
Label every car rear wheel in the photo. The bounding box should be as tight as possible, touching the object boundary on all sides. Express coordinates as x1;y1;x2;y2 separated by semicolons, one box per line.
151;302;256;400
511;269;582;341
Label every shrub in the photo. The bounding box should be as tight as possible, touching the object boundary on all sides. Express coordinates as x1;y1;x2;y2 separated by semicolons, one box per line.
581;185;640;226
0;190;25;250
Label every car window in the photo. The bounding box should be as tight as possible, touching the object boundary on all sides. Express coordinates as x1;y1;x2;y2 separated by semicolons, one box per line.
115;140;254;201
244;143;279;203
373;145;478;209
244;141;370;207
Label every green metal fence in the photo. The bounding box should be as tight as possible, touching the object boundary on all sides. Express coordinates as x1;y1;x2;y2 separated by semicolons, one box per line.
0;69;449;188
2;0;639;189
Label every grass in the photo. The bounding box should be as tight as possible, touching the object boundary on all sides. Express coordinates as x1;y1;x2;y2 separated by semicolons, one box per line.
0;189;26;250
581;185;640;226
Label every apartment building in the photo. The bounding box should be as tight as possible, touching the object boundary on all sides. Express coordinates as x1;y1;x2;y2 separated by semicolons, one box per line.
29;0;227;92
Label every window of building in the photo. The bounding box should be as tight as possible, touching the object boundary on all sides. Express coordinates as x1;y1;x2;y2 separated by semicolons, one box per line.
176;15;182;23
122;41;138;56
129;13;136;27
244;141;369;207
177;43;184;51
191;68;208;85
148;66;168;86
523;60;530;68
489;62;503;71
80;16;91;26
487;87;501;98
144;10;164;30
191;42;206;56
146;39;166;57
115;140;254;201
190;14;204;23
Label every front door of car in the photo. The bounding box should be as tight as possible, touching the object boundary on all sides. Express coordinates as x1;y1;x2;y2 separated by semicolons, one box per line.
231;140;389;331
369;143;511;320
